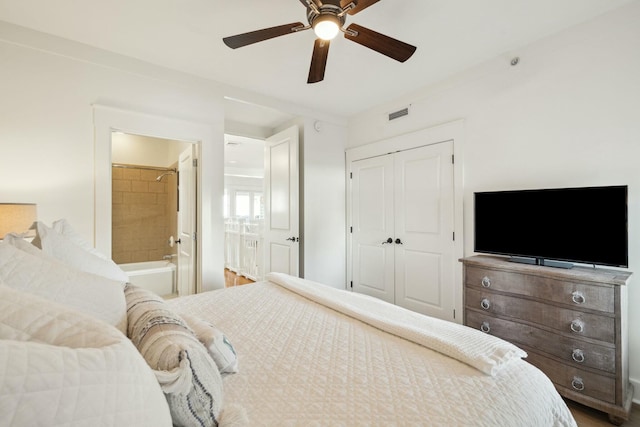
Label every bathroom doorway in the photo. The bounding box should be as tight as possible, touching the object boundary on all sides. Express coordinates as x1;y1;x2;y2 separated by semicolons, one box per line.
111;132;195;296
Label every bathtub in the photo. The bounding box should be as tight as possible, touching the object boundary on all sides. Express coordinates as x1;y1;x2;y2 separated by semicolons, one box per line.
119;260;176;296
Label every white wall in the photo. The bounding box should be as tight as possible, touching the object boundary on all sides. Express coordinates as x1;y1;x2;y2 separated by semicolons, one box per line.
348;3;640;400
112;133;189;167
0;21;346;291
271;117;347;289
301;118;347;288
0;24;229;288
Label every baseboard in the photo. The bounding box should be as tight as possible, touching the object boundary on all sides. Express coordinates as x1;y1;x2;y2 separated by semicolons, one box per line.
631;377;640;405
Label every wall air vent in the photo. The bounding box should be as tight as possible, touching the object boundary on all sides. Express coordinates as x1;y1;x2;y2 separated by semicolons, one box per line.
388;106;409;121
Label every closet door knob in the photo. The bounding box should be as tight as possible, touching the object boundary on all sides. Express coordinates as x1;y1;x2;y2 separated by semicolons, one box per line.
382;238;393;244
395;238;403;245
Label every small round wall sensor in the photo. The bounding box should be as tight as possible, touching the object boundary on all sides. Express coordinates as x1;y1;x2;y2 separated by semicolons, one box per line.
510;57;520;66
314;121;322;132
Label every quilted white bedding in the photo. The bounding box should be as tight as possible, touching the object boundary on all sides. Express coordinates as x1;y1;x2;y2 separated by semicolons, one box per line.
169;273;578;427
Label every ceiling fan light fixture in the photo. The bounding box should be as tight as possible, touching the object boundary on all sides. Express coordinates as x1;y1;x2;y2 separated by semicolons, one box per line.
223;0;417;84
313;14;340;40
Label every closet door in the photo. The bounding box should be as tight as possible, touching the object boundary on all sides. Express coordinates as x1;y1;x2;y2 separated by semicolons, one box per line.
351;154;395;304
349;141;456;321
393;142;455;320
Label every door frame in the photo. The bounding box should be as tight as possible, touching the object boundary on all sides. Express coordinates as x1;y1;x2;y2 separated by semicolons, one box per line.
178;145;198;295
93;104;224;291
345;119;465;323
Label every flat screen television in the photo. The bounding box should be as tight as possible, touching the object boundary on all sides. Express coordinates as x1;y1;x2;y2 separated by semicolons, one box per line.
474;185;628;268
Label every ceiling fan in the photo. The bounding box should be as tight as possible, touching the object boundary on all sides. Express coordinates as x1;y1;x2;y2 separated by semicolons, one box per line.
222;0;417;84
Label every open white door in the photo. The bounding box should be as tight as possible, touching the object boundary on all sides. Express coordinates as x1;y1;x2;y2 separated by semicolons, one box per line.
177;145;197;295
263;125;299;276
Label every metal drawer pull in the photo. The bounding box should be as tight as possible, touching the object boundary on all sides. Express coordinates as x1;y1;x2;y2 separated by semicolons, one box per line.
480;298;491;310
571;376;585;391
481;276;491;288
570;319;584;333
480;322;491;333
572;349;585;363
571;291;586;305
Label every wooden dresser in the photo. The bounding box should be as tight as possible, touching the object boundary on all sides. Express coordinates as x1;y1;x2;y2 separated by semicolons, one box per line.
460;255;633;425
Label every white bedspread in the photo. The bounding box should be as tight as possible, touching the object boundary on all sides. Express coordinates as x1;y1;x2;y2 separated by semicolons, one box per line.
267;272;526;376
169;276;577;427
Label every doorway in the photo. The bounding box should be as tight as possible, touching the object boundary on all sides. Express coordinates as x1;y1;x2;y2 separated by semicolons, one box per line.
223;133;265;284
222;97;299;282
222;125;301;281
111;132;196;296
93;104;224;291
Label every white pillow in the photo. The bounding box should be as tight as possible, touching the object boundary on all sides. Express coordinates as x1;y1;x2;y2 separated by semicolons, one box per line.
2;232;48;257
0;284;172;427
51;218;111;260
34;220;129;283
180;312;239;375
0;241;127;334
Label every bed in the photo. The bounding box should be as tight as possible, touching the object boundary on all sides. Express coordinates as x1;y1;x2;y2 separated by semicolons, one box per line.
0;219;578;427
168;272;577;426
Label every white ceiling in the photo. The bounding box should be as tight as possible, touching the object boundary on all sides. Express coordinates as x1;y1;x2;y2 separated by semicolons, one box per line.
224;134;265;177
0;0;635;120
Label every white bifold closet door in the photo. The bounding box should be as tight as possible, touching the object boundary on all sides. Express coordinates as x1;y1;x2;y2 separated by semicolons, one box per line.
350;141;456;321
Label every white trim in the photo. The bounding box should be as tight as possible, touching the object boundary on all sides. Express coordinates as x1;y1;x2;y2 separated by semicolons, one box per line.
631;377;640;404
93;104;225;291
345;119;465;324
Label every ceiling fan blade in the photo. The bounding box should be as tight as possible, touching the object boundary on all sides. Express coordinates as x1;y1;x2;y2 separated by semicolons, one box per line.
223;22;305;49
308;39;330;83
341;0;380;15
344;23;416;62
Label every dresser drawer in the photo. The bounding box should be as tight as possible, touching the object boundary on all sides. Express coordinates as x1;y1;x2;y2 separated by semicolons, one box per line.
465;266;615;313
465;310;616;373
460;256;632;420
466;288;615;343
525;349;616;404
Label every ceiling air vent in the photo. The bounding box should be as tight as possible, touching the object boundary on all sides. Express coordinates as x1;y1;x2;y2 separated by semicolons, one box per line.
388;106;409;121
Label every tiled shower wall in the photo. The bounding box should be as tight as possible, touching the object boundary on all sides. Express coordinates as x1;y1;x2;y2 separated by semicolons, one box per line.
112;165;177;264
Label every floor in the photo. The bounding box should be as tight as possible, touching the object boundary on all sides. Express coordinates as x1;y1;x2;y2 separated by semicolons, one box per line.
567;400;639;426
224;268;255;287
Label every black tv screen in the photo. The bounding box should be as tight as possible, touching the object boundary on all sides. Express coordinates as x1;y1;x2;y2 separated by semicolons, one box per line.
474;185;628;267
